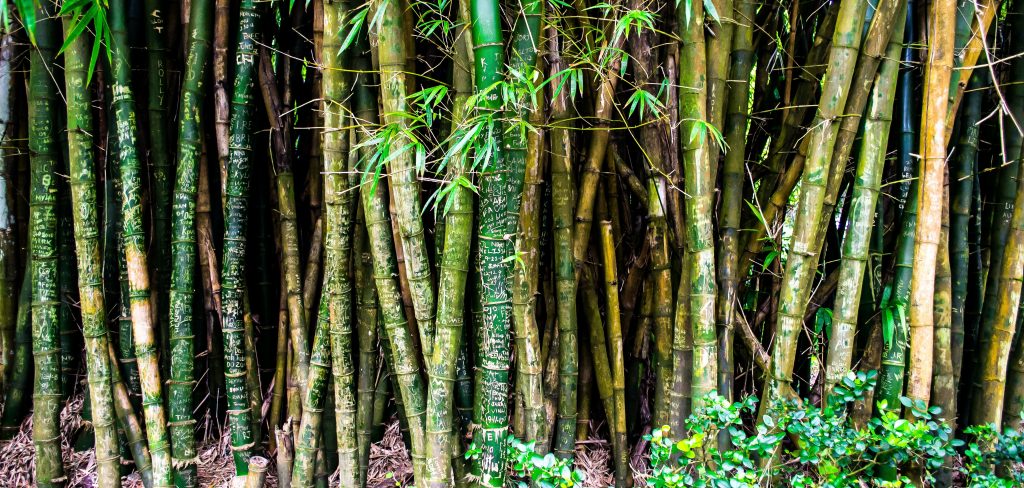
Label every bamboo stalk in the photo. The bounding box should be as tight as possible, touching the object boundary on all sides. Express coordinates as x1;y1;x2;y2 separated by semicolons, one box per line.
354;181;379;487
64;7;124;485
28;3;64;484
244;456;270;488
875;3;919;413
761;0;868;414
507;0;546;453
975;151;1024;429
354;40;428;479
971;0;1024;430
293;299;333;487
0;29;14;401
376;0;437;360
952;72;986;416
0;233;28;440
548;26;578;462
905;0;955;407
321;1;358;481
269;275;289;452
424;1;475;484
943;0;997;146
822;0;902;221
599;221;628;488
932;186;955;421
108;342;154;488
219;0;261;473
166;0;214;484
256;44;312;416
823;8;905;400
715;0;756;422
465;0;520;480
143;0;173;382
678;0;718;415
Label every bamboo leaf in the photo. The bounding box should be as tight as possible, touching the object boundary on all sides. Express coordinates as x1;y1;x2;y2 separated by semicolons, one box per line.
8;0;38;43
703;0;720;24
339;8;368;53
58;5;96;55
86;15;103;86
745;200;769;234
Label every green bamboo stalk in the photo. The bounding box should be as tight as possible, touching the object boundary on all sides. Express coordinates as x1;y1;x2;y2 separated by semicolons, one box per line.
879;188;916;410
196;34;225;435
350;32;382;486
893;4;916;216
143;0;173;378
548;26;577;461
678;0;718;414
823;10;905;400
108;342;154;488
268;279;288;453
0;271;29;439
165;0;213;484
242;294;261;449
354;190;378;487
376;0;436;359
321;2;358;481
511;105;546;445
599;222;628;488
715;0;756;422
257;42;311;409
455;325;474;442
100;117;122;399
425;2;475;484
468;0;516;482
56;174;77;399
571;32;624;280
355;34;428;479
580;269;614;435
649;181;673;428
933;189;955;421
952;72;986;402
761;0;868;414
62;8;121;485
737;6;839;277
219;0;260;474
117;234;140;406
293;299;333;487
705;0;733;170
28;3;64;484
507;0;546;452
670;243;692;433
875;3;919;413
821;0;901;223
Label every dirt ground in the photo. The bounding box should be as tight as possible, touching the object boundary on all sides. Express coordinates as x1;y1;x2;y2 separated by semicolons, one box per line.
0;395;624;487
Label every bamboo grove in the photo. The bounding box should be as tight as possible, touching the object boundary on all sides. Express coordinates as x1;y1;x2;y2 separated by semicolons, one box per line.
0;0;1024;485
